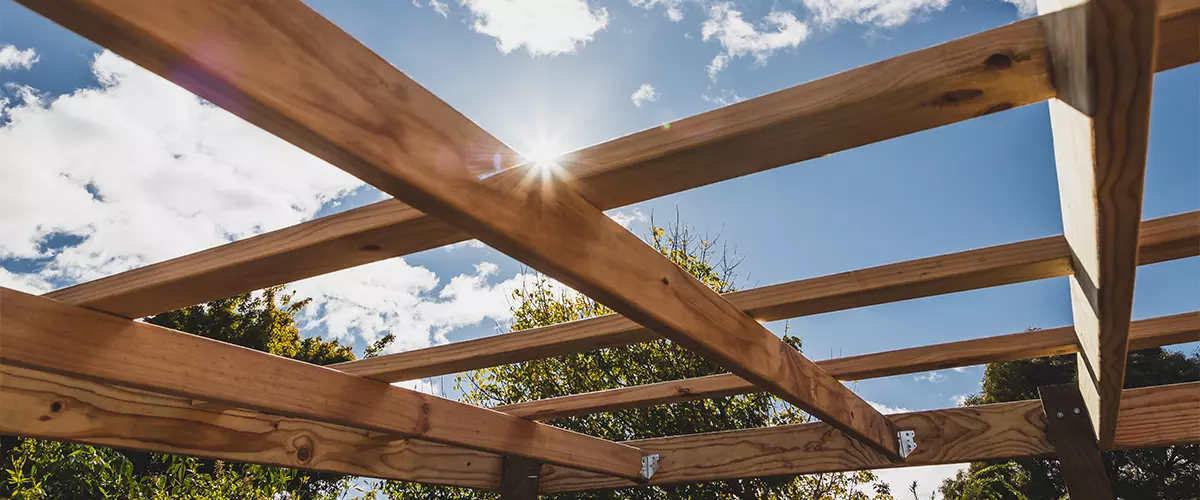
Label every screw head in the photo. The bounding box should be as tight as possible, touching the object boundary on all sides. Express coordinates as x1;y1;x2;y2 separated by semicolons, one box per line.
1056;411;1065;418
1073;408;1081;415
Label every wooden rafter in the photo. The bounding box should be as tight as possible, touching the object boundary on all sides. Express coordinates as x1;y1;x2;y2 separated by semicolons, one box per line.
496;312;1198;420
0;288;647;479
20;0;901;457
4;363;1194;492
41;0;1200;321
336;211;1199;383
1038;0;1160;445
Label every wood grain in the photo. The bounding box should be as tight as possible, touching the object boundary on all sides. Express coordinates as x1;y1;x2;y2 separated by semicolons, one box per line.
1111;382;1200;449
0;364;503;490
6;364;1192;493
537;382;1200;492
1038;384;1115;499
0;288;645;479
1157;0;1200;71
1039;0;1160;446
336;211;1198;383
20;0;900;457
40;10;1056;320
39;0;1199;321
497;312;1198;420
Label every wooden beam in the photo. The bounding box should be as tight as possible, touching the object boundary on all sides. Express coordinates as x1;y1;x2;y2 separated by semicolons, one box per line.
1038;384;1115;499
1038;0;1159;446
21;0;900;458
6;364;1195;493
501;457;542;500
497;312;1198;420
538;382;1200;492
1157;0;1200;71
336;211;1199;383
0;288;647;480
41;0;1200;320
0;364;504;490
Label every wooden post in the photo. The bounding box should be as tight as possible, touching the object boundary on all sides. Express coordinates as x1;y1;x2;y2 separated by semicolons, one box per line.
501;456;542;500
1038;384;1115;499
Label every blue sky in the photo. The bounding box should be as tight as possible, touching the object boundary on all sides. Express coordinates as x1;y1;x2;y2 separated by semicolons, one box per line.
1;0;1196;494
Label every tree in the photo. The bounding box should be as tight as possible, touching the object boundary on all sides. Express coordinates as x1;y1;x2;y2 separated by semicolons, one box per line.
938;338;1199;500
2;286;366;500
382;217;895;499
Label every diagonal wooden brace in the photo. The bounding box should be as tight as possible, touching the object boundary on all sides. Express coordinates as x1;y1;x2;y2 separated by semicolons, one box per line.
1038;384;1115;499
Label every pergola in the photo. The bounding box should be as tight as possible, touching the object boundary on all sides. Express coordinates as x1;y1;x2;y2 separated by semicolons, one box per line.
2;0;1197;497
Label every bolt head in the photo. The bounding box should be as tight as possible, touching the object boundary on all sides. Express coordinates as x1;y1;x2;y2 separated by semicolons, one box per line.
1073;408;1081;415
1056;411;1064;418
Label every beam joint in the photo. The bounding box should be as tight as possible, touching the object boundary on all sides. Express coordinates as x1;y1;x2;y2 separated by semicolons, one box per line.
1038;384;1115;500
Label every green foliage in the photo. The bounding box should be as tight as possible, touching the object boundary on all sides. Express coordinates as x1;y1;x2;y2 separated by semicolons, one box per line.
145;285;355;365
939;337;1200;500
383;219;894;500
2;286;363;499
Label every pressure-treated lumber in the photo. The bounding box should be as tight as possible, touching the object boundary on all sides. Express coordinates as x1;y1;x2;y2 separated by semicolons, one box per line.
336;211;1199;383
497;312;1199;420
20;0;900;458
5;364;1195;493
42;0;1200;321
0;364;504;490
1038;0;1159;446
1039;385;1115;499
538;382;1200;492
0;288;646;479
1158;0;1200;70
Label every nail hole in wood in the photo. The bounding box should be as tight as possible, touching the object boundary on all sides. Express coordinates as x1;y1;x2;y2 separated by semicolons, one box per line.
985;53;1013;70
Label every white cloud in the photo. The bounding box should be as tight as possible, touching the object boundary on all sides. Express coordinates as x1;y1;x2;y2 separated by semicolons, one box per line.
701;88;747;107
1000;0;1037;16
291;260;527;355
701;3;809;80
0;267;52;294
867;400;911;414
631;0;687;21
951;366;970;373
0;51;526;356
461;0;609;56
951;393;971;406
430;0;450;16
0;51;361;285
914;371;947;383
630;83;659;107
801;0;951;28
607;208;648;228
0;45;38;71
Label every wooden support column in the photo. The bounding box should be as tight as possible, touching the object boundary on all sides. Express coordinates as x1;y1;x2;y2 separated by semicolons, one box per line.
1038;384;1115;499
1037;0;1160;446
501;457;542;500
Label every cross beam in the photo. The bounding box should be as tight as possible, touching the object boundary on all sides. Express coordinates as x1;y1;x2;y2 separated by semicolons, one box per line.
19;0;899;457
1038;0;1160;445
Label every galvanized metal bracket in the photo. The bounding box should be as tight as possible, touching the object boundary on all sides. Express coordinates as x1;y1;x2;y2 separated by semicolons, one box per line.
639;454;661;481
897;430;917;458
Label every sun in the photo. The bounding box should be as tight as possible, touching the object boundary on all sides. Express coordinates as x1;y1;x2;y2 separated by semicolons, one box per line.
521;140;564;173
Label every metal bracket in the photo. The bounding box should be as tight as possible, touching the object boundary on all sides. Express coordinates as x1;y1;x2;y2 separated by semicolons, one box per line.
897;430;917;458
639;454;660;481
